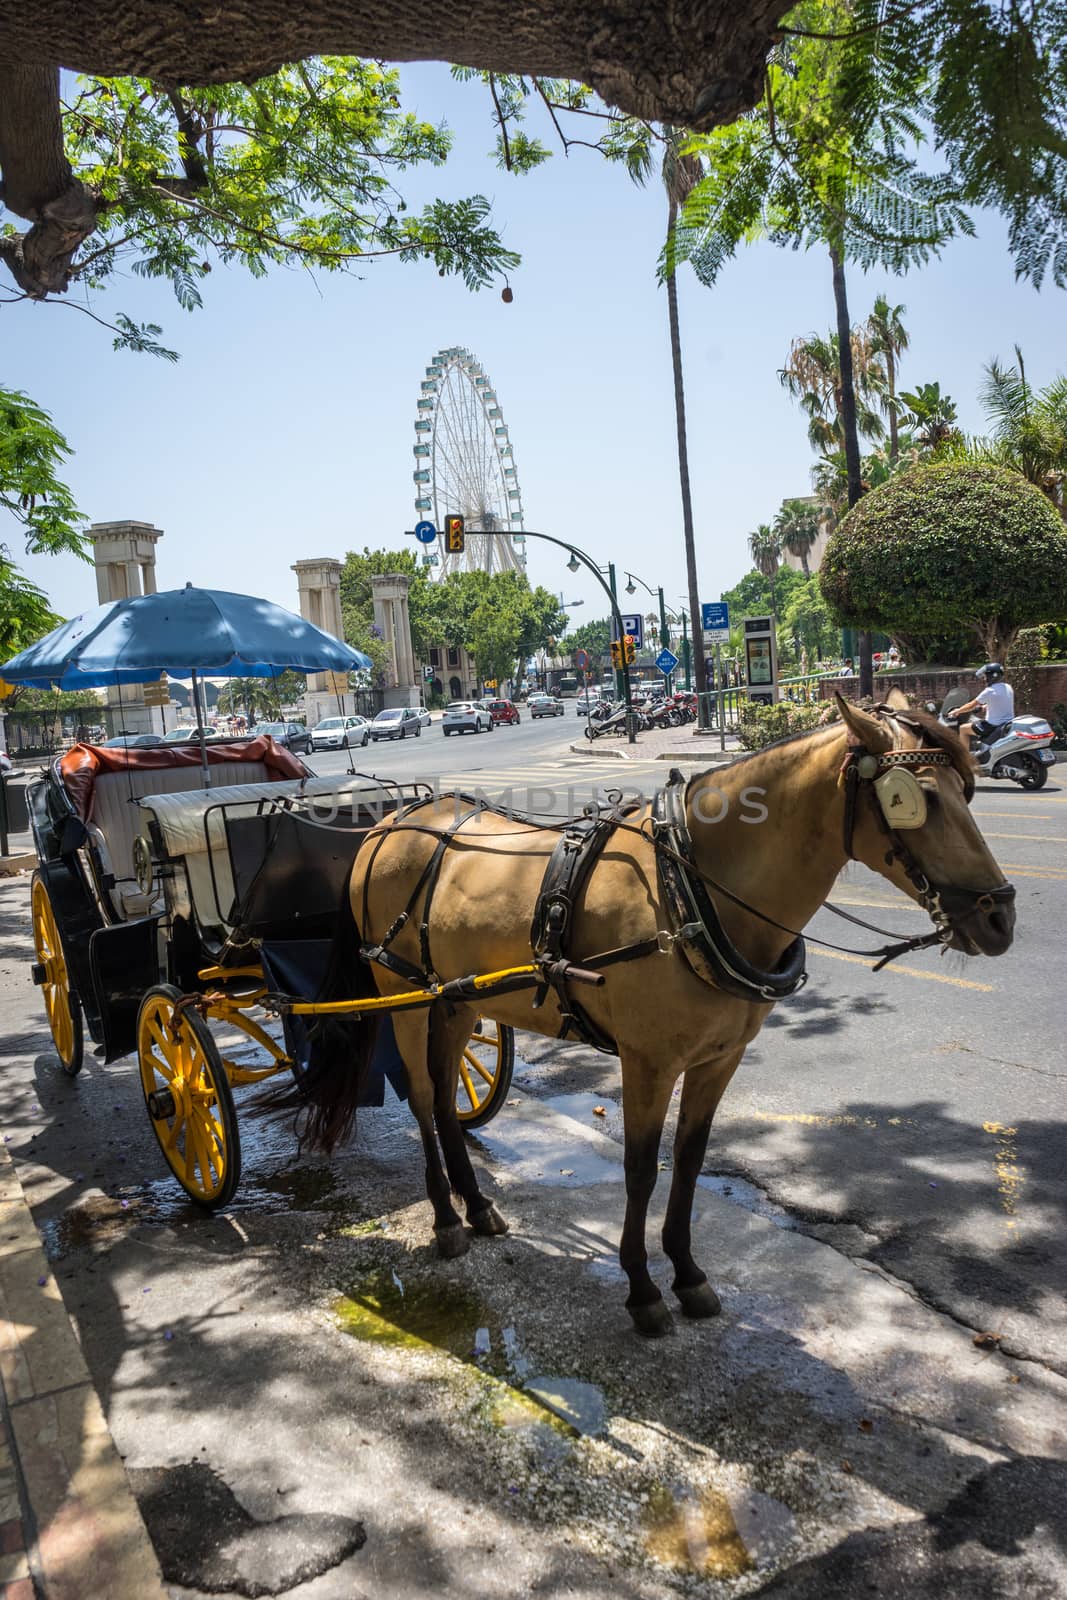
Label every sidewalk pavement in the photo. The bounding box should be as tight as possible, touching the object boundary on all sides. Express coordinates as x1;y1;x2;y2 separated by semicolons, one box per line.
0;1142;167;1599
571;723;745;763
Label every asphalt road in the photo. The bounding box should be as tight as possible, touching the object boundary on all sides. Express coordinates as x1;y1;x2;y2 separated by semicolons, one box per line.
2;716;1065;1597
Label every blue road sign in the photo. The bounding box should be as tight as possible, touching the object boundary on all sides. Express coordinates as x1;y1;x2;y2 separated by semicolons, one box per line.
619;613;644;647
414;519;437;545
701;601;730;636
656;647;680;676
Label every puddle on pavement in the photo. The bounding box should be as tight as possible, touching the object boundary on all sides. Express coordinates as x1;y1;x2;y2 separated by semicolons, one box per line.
644;1485;753;1579
334;1270;607;1441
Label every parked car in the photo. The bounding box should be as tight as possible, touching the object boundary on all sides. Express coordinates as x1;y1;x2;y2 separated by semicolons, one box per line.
370;707;422;741
486;699;521;726
161;725;213;744
575;689;603;716
251;720;312;755
100;733;165;748
529;694;565;719
443;701;492;736
310;715;369;751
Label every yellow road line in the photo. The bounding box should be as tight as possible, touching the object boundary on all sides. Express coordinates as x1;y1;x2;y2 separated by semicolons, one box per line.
981;831;1067;842
810;947;994;990
829;894;923;913
974;810;1054;820
997;863;1067;880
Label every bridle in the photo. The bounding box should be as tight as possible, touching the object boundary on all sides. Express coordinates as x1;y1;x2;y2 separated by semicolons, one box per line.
839;725;1015;956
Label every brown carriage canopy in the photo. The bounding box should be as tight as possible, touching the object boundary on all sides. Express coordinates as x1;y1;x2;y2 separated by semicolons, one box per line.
58;736;306;820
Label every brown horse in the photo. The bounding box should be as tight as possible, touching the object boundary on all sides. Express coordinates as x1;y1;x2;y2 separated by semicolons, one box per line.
300;697;1015;1337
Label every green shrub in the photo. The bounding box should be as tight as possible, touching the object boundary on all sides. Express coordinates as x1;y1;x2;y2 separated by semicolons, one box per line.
737;700;829;750
820;463;1067;661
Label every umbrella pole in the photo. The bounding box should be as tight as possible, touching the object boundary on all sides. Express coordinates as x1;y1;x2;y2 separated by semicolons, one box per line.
191;668;211;788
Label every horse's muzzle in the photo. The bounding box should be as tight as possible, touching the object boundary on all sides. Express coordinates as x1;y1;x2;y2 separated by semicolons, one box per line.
947;884;1016;957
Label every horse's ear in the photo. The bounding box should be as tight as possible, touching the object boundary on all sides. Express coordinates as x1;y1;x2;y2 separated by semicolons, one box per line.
834;692;893;749
885;686;912;711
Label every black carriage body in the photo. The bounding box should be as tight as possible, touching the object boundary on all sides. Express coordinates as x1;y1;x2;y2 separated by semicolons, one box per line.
29;765;164;1059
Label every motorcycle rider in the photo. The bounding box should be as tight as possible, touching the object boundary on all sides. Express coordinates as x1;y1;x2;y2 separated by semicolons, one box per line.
947;663;1015;752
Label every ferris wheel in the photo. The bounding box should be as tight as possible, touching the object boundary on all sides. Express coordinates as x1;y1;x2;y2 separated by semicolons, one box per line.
412;346;527;578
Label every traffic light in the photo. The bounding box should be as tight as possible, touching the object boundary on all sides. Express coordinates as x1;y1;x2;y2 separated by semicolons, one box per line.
610;638;624;669
445;514;465;553
624;634;636;665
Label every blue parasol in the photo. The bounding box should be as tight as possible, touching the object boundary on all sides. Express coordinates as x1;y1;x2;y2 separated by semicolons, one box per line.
0;584;371;689
1;584;373;786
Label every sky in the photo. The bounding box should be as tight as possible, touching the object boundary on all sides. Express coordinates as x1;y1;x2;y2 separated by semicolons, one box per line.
2;62;1062;635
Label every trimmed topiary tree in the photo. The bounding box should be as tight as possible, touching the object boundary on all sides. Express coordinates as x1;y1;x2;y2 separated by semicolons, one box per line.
819;463;1067;662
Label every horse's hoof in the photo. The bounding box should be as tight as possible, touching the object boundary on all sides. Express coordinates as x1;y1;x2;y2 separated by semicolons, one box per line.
435;1222;470;1259
675;1279;721;1319
629;1298;674;1339
470;1202;509;1237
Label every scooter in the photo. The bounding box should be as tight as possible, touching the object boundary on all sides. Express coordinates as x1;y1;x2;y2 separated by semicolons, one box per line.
938;693;1056;790
584;700;630;739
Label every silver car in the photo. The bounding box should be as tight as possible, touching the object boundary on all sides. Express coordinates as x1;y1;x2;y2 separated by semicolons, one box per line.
310;715;369;751
529;694;565;719
442;701;492;735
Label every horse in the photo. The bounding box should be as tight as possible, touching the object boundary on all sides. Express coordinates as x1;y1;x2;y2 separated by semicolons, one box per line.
296;695;1015;1337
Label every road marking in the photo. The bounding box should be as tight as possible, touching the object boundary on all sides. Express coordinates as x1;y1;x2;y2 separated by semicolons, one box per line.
980;831;1067;843
829;894;924;913
996;862;1067;880
974;810;1054;820
810;947;994;990
751;1109;919;1130
983;1121;1023;1233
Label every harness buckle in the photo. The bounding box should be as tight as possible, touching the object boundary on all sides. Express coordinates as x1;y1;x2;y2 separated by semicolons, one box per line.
657;922;702;955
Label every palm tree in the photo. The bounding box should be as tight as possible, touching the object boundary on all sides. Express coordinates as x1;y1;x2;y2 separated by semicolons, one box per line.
978;348;1067;512
748;523;782;611
867;295;910;461
899;381;961;452
779;331;886;454
774;498;821;577
661;132;710;715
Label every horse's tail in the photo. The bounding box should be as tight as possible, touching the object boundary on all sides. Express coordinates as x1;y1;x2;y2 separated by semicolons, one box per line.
258;876;381;1153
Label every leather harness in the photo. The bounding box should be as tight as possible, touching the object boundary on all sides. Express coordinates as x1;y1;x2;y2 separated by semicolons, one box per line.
357;715;1014;1049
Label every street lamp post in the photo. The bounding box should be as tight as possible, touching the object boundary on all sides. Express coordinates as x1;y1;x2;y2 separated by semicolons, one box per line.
625;571;673;692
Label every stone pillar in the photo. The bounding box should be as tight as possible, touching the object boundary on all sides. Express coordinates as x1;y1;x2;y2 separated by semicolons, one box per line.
371;574;420;709
86;522;165;734
292;558;352;727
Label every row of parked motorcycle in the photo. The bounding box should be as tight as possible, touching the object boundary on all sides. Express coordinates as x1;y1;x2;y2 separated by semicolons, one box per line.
583;692;698;740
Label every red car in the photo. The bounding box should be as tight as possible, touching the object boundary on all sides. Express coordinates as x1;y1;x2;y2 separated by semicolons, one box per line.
486;698;521;726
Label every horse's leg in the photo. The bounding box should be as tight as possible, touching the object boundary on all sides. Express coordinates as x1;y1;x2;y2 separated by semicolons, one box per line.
619;1060;676;1339
426;1007;508;1240
391;1011;469;1259
662;1055;741;1318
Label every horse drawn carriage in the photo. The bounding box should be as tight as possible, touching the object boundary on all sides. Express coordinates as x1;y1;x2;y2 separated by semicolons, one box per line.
27;735;517;1207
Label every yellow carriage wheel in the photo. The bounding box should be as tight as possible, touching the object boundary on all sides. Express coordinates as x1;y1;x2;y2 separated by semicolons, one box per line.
137;985;241;1208
31;874;84;1077
456;1020;515;1130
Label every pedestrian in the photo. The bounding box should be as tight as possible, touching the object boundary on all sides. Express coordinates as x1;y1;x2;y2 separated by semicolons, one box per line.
839;658;854;678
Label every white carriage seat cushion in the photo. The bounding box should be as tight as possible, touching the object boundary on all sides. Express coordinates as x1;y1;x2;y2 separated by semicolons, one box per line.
140;776;393;930
88;762;273;890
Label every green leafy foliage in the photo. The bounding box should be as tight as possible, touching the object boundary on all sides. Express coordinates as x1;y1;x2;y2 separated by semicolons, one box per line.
0;388;87;558
566;617;612;663
737;699;829;750
820;463;1067;660
20;61;519;336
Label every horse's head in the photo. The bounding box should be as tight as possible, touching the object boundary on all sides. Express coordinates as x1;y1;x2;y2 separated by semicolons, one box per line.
835;694;1015;957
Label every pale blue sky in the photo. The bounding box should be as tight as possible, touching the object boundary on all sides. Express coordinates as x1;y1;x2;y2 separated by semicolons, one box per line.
3;62;1061;630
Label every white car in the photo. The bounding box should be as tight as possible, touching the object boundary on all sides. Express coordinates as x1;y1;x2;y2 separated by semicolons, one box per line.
310;715;369;751
575;689;603;715
414;705;432;729
529;694;565;719
442;701;492;735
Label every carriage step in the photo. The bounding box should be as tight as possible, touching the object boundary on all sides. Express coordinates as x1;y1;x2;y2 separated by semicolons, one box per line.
147;1089;177;1120
30;963;46;986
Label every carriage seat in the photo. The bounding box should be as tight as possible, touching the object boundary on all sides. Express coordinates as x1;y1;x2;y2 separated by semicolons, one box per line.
58;738;306;921
139;777;390;931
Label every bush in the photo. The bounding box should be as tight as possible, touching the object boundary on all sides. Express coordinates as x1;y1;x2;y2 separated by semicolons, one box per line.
737;700;829;750
820;463;1067;661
